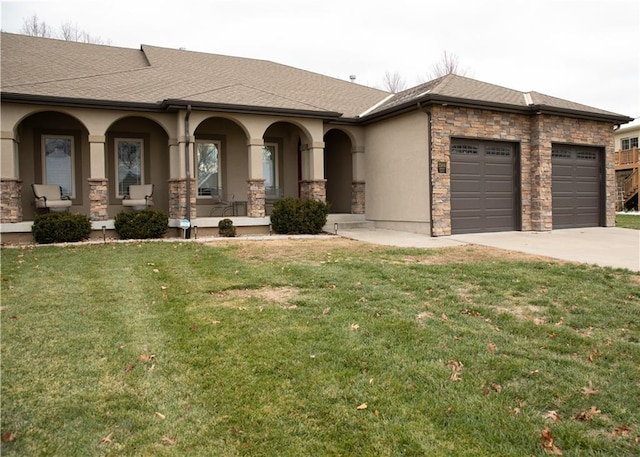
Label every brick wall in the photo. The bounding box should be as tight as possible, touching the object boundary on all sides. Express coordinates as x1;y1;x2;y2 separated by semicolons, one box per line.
0;179;22;223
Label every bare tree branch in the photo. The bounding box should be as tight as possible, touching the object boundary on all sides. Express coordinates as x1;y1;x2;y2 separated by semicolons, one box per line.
20;14;52;37
425;51;468;81
380;71;408;93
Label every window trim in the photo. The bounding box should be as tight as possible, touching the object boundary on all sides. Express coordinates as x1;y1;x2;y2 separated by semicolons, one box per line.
114;137;145;199
41;134;76;199
195;138;222;199
263;141;279;197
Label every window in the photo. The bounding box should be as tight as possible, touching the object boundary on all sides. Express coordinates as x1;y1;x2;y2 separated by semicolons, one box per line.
622;137;639;150
263;142;279;196
115;138;144;198
42;135;75;198
196;140;221;197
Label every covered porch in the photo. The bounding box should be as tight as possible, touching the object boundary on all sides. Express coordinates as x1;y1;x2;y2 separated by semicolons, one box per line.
0;104;367;242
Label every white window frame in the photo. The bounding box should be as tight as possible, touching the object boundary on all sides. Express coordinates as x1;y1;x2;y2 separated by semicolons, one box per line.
42;134;75;198
195;139;222;198
622;138;630;150
115;138;144;198
631;137;639;149
263;142;279;197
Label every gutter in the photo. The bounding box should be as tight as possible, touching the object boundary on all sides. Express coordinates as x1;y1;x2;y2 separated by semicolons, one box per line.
184;104;192;238
417;102;434;237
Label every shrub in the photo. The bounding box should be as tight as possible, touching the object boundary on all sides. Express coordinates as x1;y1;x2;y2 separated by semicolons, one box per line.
270;198;330;234
32;212;92;244
114;209;168;240
218;218;236;237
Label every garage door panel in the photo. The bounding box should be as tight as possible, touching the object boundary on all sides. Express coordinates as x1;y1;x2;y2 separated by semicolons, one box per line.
451;140;517;234
552;146;602;229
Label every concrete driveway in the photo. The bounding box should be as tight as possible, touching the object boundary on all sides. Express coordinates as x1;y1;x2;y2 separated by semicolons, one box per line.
338;227;640;272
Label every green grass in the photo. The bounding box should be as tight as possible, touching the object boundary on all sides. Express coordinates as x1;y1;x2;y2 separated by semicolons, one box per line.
1;240;639;456
616;213;640;229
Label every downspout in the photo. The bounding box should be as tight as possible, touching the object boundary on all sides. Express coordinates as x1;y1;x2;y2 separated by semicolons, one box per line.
184;104;192;238
417;102;434;237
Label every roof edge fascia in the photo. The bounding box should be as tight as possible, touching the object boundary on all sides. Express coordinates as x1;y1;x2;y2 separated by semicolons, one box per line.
359;94;632;125
161;99;343;120
1;92;164;112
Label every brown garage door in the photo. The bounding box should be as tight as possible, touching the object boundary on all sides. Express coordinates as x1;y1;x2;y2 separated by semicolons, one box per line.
450;139;519;234
552;145;603;229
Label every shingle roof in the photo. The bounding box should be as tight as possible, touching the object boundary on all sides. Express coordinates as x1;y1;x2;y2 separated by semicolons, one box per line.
0;32;388;118
366;73;630;122
1;32;631;123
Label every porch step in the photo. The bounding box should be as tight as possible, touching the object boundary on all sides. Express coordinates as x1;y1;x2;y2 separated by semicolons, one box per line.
324;214;375;233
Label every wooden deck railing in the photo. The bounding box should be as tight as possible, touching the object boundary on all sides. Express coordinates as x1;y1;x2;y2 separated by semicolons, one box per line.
623;169;639;202
616;147;640;170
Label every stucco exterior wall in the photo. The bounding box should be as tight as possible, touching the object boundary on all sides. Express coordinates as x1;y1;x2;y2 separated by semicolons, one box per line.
364;110;430;232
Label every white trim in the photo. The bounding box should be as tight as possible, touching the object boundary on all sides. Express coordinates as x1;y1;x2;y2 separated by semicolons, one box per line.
523;92;534;106
115;137;144;198
42;134;75;198
195;139;222;198
359;93;395;117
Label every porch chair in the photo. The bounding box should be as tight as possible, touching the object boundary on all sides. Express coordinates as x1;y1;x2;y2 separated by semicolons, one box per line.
210;193;234;217
122;184;154;210
32;184;72;212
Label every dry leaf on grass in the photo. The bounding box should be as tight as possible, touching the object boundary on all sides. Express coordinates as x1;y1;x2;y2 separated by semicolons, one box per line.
611;426;631;437
100;432;113;444
152;269;159;273
487;342;497;353
446;360;463;382
582;381;600;396
356;403;368;410
574;406;601;422
322;307;331;315
540;426;563;455
544;410;562;422
155;412;166;420
162;436;176;446
350;323;360;331
1;431;17;443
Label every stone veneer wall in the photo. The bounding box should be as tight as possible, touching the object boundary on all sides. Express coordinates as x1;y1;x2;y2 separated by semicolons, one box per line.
168;178;196;220
351;181;365;214
300;180;327;202
0;179;22;223
429;105;615;236
88;178;108;221
247;179;265;217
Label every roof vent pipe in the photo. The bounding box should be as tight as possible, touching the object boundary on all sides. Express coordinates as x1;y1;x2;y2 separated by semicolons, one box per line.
349;75;356;82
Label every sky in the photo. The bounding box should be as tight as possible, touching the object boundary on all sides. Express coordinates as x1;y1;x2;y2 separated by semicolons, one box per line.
2;0;639;120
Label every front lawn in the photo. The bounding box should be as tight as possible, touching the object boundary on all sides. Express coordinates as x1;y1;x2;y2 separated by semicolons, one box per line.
1;239;639;456
616;213;640;230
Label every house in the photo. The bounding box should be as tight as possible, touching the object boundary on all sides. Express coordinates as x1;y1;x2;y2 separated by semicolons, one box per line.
614;119;640;210
0;32;633;242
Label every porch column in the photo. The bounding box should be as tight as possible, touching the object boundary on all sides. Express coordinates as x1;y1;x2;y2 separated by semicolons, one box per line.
300;142;326;202
530;115;552;231
0;131;22;223
351;147;365;214
247;138;265;217
169;134;195;220
88;135;108;221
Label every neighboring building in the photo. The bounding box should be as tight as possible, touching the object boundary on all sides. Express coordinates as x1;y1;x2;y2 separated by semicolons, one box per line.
0;32;633;242
614;119;640;210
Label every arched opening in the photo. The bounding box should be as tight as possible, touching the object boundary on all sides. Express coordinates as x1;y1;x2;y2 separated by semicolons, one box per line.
16;111;89;221
193;117;249;217
263;122;308;209
324;129;353;213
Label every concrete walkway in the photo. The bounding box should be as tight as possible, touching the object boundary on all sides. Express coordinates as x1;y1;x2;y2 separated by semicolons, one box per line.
337;227;640;272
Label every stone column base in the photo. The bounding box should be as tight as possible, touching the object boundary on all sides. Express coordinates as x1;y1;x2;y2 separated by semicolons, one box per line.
169;178;196;220
88;178;108;221
300;180;326;202
351;181;365;214
1;179;23;223
248;179;266;217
